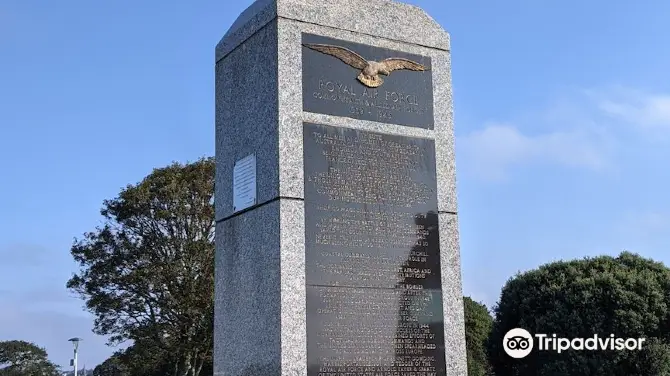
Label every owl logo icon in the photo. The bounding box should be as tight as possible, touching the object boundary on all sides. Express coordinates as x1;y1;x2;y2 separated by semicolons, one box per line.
503;328;534;358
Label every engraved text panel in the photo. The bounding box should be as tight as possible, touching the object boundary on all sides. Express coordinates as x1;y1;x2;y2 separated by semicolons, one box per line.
304;123;446;376
302;34;434;129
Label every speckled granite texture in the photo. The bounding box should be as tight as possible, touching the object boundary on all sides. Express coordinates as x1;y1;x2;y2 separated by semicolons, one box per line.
215;21;279;222
439;213;468;376
216;0;449;62
278;199;306;376
215;0;466;375
215;203;282;376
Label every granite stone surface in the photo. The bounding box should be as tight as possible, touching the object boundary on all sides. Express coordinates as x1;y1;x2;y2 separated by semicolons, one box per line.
279;199;307;375
302;111;433;139
216;0;450;61
215;202;282;376
215;199;306;376
276;21;304;199
217;0;277;62
215;21;280;222
433;51;458;214
439;212;468;376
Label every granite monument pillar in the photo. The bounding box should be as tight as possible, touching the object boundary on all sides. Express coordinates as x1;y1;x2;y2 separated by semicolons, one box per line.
215;0;467;375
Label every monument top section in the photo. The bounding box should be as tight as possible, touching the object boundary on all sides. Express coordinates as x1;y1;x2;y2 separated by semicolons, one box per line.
216;0;450;61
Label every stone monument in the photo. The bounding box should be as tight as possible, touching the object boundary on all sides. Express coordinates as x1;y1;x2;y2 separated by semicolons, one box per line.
214;0;467;375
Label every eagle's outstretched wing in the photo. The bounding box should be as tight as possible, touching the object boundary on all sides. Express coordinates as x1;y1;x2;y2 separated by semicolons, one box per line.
381;58;428;72
302;44;368;70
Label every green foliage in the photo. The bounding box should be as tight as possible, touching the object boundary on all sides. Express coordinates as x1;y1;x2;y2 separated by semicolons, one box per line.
488;251;670;376
92;342;166;376
114;340;171;376
92;355;127;376
0;340;60;376
94;341;213;376
68;158;215;376
464;297;493;376
630;338;670;375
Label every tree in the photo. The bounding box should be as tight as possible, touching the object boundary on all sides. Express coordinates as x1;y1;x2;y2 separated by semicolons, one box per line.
92;354;126;376
628;338;670;374
0;340;60;376
95;339;214;376
463;297;493;376
67;158;215;376
488;252;670;376
114;340;171;376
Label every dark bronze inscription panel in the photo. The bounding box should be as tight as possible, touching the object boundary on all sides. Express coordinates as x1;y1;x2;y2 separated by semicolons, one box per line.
304;123;446;376
302;33;434;129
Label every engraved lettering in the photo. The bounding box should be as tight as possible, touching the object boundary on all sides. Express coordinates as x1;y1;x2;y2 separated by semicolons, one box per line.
304;123;445;376
303;34;434;129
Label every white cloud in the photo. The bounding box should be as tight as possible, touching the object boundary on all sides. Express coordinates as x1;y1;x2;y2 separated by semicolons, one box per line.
590;87;670;131
458;122;611;181
457;86;670;181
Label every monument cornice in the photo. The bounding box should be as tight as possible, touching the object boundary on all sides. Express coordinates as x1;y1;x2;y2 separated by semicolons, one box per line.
215;0;450;63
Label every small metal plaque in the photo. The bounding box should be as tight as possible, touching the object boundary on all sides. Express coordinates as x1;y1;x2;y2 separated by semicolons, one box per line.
232;154;256;212
302;33;434;129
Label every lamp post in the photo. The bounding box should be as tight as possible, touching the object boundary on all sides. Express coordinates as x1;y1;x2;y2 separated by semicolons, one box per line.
68;338;82;376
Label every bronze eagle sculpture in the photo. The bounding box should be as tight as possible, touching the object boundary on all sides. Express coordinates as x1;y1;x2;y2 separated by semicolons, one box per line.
302;43;428;88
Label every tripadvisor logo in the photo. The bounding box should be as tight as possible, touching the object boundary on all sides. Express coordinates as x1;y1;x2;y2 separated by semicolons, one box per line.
503;328;646;359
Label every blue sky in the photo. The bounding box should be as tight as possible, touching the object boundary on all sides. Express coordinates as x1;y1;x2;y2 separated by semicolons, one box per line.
1;0;669;369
